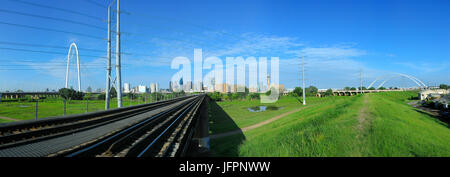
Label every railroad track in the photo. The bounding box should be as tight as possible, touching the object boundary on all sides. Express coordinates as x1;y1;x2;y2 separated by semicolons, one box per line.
61;95;204;157
0;95;206;157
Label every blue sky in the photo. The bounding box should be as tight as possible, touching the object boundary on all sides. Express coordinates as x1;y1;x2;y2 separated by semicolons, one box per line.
0;0;449;92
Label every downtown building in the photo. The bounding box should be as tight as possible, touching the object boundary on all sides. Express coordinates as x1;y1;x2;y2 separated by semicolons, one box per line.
124;83;131;93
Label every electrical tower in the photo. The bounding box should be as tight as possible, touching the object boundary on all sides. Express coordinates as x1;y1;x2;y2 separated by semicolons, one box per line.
105;0;122;109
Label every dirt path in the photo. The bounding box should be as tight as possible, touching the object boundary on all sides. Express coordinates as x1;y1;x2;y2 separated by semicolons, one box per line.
356;94;370;134
211;105;311;139
353;94;373;156
0;116;20;122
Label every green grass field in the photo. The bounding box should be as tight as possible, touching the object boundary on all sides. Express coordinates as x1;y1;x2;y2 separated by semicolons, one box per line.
209;96;341;135
0;97;162;123
210;92;450;157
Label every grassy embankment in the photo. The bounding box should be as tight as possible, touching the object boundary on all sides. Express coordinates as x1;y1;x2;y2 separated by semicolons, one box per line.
210;92;450;157
209;96;338;135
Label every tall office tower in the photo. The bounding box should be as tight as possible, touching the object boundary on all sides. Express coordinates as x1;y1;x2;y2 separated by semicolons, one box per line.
124;83;130;93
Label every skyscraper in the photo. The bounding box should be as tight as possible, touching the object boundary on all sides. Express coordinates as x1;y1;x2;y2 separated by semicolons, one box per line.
124;83;130;93
150;83;156;93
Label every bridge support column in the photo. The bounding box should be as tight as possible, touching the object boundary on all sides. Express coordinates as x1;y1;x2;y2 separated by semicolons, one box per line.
192;96;210;154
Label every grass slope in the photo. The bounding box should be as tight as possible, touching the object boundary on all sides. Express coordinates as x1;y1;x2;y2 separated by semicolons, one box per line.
210;96;333;135
211;92;450;157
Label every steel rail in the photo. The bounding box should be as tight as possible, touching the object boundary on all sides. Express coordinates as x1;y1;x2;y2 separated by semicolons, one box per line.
136;96;203;157
63;96;201;157
156;96;203;157
100;101;195;156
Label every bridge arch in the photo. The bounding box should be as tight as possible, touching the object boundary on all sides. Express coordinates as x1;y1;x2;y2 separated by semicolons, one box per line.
65;43;81;92
369;73;427;89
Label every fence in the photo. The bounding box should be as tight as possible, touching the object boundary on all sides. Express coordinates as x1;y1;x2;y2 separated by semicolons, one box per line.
0;93;191;123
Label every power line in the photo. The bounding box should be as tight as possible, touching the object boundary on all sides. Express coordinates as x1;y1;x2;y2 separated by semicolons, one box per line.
0;41;141;57
0;9;106;31
0;21;105;40
83;0;107;8
0;41;106;53
0;47;107;58
0;68;108;71
8;0;104;21
0;64;107;66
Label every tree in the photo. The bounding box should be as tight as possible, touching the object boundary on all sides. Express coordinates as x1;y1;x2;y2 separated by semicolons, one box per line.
97;94;106;100
368;87;376;90
16;89;24;93
236;87;249;99
324;89;333;97
232;93;240;100
84;92;92;100
292;87;303;97
222;94;229;101
223;93;233;101
127;93;137;100
209;92;222;101
358;87;367;90
59;88;84;101
379;87;386;90
439;84;449;89
344;87;351;91
306;86;318;96
110;87;117;98
350;87;357;90
59;88;75;100
248;93;260;100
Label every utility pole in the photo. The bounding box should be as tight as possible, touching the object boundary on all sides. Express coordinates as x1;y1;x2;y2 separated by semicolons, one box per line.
360;69;363;94
105;5;112;110
35;100;38;120
116;0;123;108
302;52;306;105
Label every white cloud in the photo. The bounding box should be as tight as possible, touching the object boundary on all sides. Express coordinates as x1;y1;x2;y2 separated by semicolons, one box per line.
395;61;450;73
300;47;366;59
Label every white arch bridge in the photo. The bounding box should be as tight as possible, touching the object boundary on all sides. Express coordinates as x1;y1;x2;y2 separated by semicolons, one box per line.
317;73;427;97
65;43;81;92
367;73;427;89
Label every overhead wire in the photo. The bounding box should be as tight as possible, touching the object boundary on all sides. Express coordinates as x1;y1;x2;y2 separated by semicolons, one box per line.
8;0;104;21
